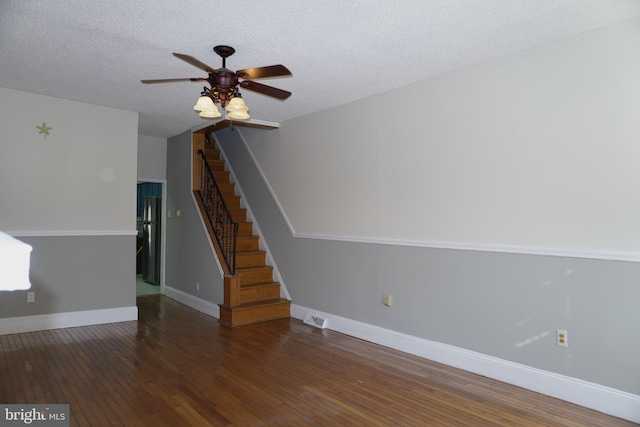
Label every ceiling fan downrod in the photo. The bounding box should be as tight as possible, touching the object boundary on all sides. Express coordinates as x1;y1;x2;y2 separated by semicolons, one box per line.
213;45;235;69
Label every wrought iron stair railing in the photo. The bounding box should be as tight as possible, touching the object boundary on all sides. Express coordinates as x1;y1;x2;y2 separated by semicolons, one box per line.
196;149;239;275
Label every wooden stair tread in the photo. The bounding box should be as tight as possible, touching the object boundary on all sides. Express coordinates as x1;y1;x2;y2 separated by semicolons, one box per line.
237;265;271;271
236;250;266;255
240;281;280;289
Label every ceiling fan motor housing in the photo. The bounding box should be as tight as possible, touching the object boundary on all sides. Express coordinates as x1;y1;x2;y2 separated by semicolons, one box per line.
208;69;238;106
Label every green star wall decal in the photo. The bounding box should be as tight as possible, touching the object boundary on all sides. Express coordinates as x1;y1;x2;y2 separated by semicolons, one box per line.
37;122;52;138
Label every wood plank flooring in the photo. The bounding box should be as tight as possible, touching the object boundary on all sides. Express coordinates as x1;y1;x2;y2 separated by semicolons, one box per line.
0;295;635;426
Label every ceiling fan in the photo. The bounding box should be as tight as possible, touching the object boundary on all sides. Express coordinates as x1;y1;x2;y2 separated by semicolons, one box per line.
141;45;292;119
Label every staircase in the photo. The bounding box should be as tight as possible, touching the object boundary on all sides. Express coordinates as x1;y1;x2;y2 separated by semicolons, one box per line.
194;133;290;327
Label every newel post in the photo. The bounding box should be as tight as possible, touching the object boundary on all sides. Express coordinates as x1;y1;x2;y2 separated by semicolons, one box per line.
224;275;241;307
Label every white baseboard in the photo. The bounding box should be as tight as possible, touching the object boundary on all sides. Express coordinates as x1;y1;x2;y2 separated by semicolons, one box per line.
0;306;138;335
164;286;220;318
291;304;640;424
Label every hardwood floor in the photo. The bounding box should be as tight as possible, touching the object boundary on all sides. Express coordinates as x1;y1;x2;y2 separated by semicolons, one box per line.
0;295;634;426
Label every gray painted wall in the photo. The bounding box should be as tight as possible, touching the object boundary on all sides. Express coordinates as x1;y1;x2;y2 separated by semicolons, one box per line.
138;134;167;181
217;126;640;396
165;130;223;301
0;88;138;320
1;235;134;318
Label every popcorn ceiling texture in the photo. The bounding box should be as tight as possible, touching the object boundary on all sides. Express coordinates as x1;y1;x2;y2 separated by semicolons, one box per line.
1;0;639;138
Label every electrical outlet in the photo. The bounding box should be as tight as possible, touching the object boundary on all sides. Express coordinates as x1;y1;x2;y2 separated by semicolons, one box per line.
196;282;200;291
382;294;392;307
27;292;35;303
557;329;568;347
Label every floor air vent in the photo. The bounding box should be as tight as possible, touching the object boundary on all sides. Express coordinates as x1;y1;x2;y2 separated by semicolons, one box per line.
303;313;327;329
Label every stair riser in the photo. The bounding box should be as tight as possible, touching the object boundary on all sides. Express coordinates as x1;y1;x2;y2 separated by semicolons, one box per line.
235;252;267;268
237;223;253;236
219;301;291;327
238;268;273;285
217;183;235;195
208;160;225;171
230;209;246;222
224;196;241;209
240;284;281;304
204;148;220;160
213;171;230;183
236;237;259;252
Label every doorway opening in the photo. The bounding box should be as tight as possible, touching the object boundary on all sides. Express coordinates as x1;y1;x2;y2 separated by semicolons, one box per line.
136;180;166;296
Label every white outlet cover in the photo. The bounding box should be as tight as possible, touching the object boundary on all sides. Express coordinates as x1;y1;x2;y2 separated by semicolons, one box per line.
557;329;568;347
382;294;392;307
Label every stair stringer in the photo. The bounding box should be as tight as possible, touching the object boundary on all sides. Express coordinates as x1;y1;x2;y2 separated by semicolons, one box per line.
211;132;291;301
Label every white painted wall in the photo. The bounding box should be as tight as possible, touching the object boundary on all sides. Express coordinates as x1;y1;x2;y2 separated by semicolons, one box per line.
247;18;640;259
0;87;138;234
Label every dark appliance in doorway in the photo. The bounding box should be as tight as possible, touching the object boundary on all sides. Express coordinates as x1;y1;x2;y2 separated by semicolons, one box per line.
142;196;161;285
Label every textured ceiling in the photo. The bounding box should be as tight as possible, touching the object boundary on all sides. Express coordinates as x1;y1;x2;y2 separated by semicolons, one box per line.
1;1;639;138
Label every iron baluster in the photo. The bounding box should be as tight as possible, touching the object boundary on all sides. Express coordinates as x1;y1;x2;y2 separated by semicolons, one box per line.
197;149;238;274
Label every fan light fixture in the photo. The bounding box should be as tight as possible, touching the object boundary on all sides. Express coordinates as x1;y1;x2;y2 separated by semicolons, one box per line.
142;45;292;122
193;88;249;120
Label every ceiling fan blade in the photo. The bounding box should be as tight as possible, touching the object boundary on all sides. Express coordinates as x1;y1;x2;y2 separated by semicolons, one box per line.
236;65;292;80
141;78;207;84
240;80;291;100
173;53;218;74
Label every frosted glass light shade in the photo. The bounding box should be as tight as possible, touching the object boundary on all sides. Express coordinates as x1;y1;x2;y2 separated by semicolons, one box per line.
228;109;250;120
225;96;249;112
199;106;222;118
193;95;214;111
